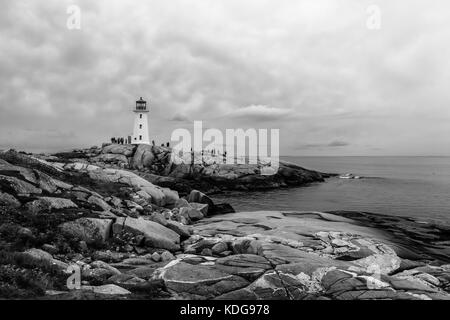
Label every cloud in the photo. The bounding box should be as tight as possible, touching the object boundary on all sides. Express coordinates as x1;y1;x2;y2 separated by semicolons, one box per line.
0;0;450;156
302;140;350;149
170;113;190;122
227;105;294;121
328;140;349;147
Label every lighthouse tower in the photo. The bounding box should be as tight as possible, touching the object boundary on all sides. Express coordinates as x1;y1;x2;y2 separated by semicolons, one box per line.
132;97;150;145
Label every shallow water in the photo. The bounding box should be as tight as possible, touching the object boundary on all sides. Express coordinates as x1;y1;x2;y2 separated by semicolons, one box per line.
211;156;450;224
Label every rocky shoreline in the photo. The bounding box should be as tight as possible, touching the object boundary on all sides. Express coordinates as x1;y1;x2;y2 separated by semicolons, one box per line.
0;147;449;300
50;143;328;194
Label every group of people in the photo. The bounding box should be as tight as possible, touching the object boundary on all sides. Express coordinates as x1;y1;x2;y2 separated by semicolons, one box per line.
191;148;228;164
201;149;220;156
110;137;128;145
154;141;170;147
109;137;171;147
109;137;228;161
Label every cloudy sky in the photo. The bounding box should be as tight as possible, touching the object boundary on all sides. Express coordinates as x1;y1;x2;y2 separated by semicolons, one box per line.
1;0;450;155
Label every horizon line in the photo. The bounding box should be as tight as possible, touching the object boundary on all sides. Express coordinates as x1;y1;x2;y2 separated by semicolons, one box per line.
2;145;450;158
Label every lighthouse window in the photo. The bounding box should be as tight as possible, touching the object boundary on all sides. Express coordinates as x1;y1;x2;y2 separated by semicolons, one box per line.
140;114;142;119
139;124;142;129
139;135;142;140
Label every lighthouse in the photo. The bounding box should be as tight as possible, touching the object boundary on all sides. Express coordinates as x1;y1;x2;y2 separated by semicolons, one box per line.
132;97;150;145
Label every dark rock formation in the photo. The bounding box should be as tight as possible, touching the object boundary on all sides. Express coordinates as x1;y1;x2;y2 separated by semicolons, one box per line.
58;144;326;194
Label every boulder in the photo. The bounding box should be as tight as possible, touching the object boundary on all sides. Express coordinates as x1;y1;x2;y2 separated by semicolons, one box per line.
68;186;98;201
154;260;249;298
82;267;119;283
87;195;111;211
113;217;180;251
189;203;209;216
126;264;166;280
0;158;68;194
90;260;121;275
217;271;306;300
318;269;416;300
20;248;69;272
276;253;351;277
86;168;167;206
185;238;221;253
216;254;272;270
201;248;213;256
0;191;21;207
174;198;190;209
387;276;440;293
151;252;161;262
0;150;64;178
33;171;61;193
17;227;34;239
165;220;191;238
93;153;129;165
81;284;131;295
160;188;179;205
212;242;229;255
215;254;272;281
0;159;39;184
136;190;152;202
121;257;154;266
212;203;236;215
26;197;78;213
101;144;136;157
187;190;214;210
149;212;169;227
107;274;146;287
92;250;131;263
160;251;175;262
231;239;261;255
59;218;113;245
41;244;59;255
109;196;123;208
131;144;155;169
0;174;42;196
353;253;401;275
180;207;204;222
124;200;143;211
168;163;192;179
50;178;73;190
322;269;365;294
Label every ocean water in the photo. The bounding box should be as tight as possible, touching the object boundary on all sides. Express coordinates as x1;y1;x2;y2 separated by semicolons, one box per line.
211;156;450;224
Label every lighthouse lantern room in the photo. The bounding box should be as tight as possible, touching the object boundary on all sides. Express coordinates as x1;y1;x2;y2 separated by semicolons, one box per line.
132;97;150;144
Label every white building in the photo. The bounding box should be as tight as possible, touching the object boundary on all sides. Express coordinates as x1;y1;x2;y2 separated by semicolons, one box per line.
132;97;150;144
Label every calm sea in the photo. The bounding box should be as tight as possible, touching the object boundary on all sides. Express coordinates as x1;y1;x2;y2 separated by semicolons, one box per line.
211;156;450;224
